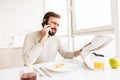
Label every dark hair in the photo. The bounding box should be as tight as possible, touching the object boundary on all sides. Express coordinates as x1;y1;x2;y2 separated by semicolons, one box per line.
42;11;61;27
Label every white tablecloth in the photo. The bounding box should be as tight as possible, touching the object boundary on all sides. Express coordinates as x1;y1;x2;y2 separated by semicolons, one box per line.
0;59;120;80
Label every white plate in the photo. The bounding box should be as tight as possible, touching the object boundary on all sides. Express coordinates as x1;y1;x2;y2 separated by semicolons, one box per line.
46;59;79;72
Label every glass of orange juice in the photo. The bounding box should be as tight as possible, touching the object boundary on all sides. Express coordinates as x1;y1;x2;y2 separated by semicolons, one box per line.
94;56;105;70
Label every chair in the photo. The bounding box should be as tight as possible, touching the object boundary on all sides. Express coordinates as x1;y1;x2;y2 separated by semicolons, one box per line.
0;48;24;69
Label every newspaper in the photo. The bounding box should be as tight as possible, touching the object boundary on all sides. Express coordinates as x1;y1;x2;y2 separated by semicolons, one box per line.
81;35;113;69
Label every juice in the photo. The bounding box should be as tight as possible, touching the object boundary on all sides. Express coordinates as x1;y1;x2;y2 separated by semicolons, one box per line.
94;61;104;70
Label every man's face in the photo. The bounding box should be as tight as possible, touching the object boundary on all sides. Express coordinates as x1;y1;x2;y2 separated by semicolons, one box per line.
47;17;60;36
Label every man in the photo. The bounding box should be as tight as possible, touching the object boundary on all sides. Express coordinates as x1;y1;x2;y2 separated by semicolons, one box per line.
22;11;91;66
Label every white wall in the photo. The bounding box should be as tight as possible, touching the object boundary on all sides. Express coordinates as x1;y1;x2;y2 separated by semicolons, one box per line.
0;0;44;48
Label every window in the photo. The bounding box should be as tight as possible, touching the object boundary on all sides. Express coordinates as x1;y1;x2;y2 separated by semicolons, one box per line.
72;0;115;34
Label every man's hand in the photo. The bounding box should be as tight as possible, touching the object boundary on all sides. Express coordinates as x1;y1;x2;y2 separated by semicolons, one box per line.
74;42;92;57
38;25;51;44
81;42;92;51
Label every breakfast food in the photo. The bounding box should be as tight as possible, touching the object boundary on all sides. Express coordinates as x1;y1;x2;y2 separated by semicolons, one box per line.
55;65;60;68
60;63;65;66
55;63;65;68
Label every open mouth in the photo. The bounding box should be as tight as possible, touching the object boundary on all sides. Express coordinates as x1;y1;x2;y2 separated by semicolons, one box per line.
51;28;56;32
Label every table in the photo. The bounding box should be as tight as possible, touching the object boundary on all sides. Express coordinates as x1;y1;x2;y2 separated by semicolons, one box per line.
0;59;120;80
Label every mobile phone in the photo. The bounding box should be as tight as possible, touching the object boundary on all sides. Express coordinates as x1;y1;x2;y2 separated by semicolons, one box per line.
42;21;48;27
42;21;53;36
